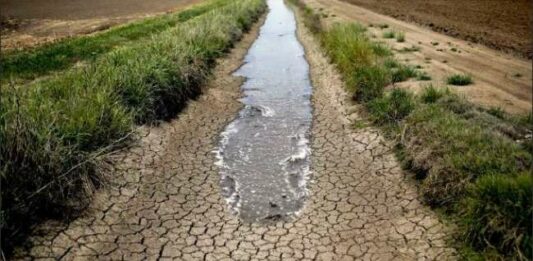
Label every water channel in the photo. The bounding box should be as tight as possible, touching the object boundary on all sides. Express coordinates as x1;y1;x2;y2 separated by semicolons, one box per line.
215;0;313;222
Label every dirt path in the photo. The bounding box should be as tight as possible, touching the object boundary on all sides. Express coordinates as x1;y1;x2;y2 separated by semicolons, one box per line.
14;4;456;260
307;0;532;114
0;0;201;50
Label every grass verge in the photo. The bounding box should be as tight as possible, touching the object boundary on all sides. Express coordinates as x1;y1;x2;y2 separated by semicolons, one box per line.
1;0;232;83
0;0;266;255
289;1;532;259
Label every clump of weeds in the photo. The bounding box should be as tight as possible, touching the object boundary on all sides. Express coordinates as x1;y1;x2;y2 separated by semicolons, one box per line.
447;74;473;86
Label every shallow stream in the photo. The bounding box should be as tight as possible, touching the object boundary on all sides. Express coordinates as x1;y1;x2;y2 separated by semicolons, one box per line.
215;0;313;222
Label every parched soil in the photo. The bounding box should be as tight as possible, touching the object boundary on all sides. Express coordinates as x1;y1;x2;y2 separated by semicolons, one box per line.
0;0;201;50
307;0;532;115
13;9;457;260
340;0;533;59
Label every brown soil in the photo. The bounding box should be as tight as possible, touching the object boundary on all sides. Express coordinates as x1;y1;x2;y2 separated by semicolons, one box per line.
340;0;533;59
0;0;201;50
306;0;533;115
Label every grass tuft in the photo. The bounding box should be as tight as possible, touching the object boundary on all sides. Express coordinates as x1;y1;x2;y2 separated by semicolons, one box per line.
351;66;391;102
487;107;505;119
447;74;473;86
416;71;432;81
368;88;415;125
395;31;405;42
382;30;395;39
391;64;417;83
420;85;447;103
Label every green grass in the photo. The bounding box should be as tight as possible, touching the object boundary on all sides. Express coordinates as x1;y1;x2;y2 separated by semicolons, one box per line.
487;107;505;119
368;88;415;125
463;173;532;259
1;0;232;82
447;74;473;86
420;85;447;103
382;30;395;39
403;103;531;203
416;71;432;81
320;23;394;102
319;23;414;101
402;90;532;259
395;31;405;42
0;0;266;254
383;58;400;69
288;0;322;34
391;64;417;83
291;1;533;259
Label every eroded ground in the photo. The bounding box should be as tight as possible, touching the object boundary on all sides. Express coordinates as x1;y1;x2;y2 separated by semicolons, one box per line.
13;5;457;260
0;0;201;50
306;0;532;114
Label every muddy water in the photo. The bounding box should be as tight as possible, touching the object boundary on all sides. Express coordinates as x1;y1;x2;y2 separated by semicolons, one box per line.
215;0;313;222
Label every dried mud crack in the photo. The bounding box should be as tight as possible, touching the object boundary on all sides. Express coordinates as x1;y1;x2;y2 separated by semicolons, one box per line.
14;2;457;260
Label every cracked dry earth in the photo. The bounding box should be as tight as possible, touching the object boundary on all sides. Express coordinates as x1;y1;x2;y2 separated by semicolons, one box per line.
14;4;457;260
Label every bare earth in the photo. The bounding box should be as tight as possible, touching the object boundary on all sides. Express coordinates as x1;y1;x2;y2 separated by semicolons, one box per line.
13;11;457;260
341;0;532;59
307;0;532;114
0;0;201;50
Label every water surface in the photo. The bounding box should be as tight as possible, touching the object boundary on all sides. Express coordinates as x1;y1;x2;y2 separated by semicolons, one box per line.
215;0;313;222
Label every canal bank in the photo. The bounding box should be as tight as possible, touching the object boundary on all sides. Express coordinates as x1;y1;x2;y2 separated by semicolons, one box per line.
13;1;457;259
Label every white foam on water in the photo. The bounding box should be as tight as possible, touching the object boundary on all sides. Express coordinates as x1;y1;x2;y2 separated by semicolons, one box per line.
257;105;275;117
224;176;241;215
280;133;310;165
213;122;239;168
280;133;312;202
